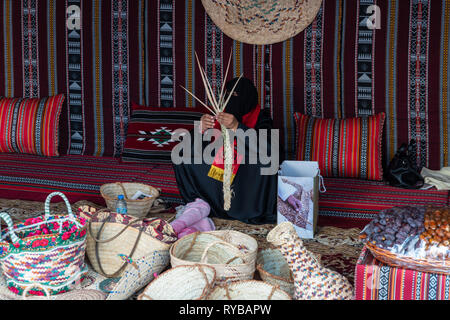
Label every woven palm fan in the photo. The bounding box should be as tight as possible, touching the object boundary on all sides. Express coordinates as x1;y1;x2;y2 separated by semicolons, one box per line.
201;0;323;45
181;52;242;211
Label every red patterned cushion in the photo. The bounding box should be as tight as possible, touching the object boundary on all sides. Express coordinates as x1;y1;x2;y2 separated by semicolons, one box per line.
122;103;203;163
294;112;386;181
0;95;65;157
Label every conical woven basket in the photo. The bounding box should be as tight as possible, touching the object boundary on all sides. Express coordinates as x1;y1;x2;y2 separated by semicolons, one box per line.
170;231;258;285
138;265;216;300
207;280;291;300
85;213;171;278
100;182;160;218
256;248;294;297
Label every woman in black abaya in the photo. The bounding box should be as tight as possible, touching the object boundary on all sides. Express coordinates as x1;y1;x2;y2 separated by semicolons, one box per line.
173;77;277;224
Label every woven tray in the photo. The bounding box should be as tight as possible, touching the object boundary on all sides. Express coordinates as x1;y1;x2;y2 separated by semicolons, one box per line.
366;242;450;275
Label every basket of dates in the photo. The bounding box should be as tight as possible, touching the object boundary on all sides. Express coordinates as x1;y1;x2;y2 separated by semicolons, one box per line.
359;206;450;275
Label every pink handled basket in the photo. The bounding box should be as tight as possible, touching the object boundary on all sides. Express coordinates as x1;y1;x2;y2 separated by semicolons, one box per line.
0;192;88;296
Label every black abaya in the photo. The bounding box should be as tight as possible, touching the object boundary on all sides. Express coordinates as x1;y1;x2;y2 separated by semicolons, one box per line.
173;107;277;225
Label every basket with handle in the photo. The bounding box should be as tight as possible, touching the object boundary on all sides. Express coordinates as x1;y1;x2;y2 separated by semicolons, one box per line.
22;283;51;300
170;231;258;285
83;209;174;278
0;280;106;300
207;280;291;300
0;192;88;296
256;248;295;297
138;265;216;300
100;182;160;218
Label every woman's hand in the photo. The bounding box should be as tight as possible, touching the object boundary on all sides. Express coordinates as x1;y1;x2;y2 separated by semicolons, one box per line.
217;112;239;130
201;114;216;131
287;195;302;213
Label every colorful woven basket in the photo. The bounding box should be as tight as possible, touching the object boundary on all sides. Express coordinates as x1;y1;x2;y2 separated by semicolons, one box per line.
0;192;88;296
0;275;106;300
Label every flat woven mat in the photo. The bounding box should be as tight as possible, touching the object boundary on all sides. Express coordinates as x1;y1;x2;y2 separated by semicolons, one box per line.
0;198;364;291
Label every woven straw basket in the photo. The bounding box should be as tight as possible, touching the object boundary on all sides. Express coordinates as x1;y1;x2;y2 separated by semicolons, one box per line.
21;283;105;300
207;280;291;300
0;275;107;300
170;230;258;285
85;212;171;278
256;249;295;297
366;242;450;275
0;192;87;296
100;182;160;218
138;265;216;300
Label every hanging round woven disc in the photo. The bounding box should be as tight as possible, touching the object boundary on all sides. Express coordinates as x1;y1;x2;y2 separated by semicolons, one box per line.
201;0;323;45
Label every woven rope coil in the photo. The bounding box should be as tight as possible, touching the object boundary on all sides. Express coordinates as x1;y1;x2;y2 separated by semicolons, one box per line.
201;0;323;45
100;183;160;218
207;280;291;300
138;265;216;300
170;230;258;285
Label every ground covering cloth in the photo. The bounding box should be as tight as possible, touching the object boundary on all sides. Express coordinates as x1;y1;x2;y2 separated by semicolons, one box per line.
0;0;450;169
1;154;448;230
0;198;364;293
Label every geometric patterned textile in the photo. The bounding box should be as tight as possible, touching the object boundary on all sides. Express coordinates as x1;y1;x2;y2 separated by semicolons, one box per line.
0;0;448;170
0;94;65;156
294;112;386;181
355;247;450;300
121;104;203;163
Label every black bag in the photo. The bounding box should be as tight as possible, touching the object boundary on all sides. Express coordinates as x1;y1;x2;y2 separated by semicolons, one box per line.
385;140;424;189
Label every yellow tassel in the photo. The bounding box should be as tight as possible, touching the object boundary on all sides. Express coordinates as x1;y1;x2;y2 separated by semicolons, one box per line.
208;166;236;184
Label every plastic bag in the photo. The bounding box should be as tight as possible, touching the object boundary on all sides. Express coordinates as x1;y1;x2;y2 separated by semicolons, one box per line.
360;206;449;261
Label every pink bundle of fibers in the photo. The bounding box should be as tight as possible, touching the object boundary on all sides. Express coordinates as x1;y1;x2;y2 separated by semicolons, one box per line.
170;198;215;238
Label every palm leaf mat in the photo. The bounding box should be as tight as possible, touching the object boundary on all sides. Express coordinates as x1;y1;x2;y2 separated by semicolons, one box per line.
0;198;364;298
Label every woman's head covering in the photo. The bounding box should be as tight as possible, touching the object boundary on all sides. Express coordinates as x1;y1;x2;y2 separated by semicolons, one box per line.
224;77;259;122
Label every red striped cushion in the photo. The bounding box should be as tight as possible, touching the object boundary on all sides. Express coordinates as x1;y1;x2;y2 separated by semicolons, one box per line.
0;95;65;157
294;113;386;181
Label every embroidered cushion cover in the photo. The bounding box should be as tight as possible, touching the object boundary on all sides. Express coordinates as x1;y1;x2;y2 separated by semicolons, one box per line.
294;112;386;181
121;103;203;163
0;94;65;157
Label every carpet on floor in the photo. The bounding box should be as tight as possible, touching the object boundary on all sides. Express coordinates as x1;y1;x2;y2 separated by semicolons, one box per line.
0;198;364;288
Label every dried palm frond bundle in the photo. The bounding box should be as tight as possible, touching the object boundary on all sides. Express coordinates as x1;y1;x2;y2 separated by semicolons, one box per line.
181;52;242;211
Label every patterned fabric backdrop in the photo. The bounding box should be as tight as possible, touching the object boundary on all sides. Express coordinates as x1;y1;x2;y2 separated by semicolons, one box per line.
0;0;449;170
